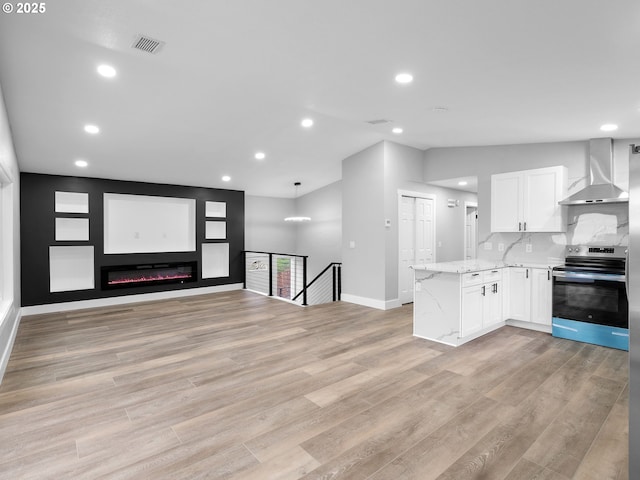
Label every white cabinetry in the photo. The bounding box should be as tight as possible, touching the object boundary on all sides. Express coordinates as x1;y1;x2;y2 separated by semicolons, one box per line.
530;268;553;326
461;269;503;336
507;267;552;327
491;166;567;232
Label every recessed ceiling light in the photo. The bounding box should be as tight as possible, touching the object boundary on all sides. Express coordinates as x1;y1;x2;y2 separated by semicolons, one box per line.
97;64;117;78
255;152;266;160
432;106;449;113
84;124;100;134
301;118;314;128
222;175;231;182
600;123;618;132
75;160;88;168
395;73;413;84
392;127;403;134
458;181;468;186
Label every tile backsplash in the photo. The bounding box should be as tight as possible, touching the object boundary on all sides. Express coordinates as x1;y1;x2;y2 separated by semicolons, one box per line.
478;203;628;264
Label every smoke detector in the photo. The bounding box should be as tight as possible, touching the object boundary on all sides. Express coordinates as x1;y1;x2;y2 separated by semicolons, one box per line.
131;34;165;55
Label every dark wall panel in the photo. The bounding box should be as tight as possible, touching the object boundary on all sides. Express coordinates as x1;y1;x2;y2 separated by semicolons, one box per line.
20;173;244;306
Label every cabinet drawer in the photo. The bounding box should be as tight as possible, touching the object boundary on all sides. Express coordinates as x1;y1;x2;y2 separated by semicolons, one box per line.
462;272;484;286
484;269;502;282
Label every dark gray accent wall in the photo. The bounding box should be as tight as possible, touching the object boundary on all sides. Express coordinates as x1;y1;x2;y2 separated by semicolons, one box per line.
20;173;244;306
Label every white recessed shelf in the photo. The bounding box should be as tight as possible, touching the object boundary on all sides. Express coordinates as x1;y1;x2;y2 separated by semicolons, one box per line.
55;217;89;241
104;193;196;254
202;243;229;278
205;221;226;240
205;201;226;218
55;191;89;214
49;246;95;292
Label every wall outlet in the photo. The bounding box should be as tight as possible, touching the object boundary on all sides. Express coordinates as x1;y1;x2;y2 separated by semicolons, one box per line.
484;242;493;250
415;282;422;292
349;241;356;249
498;243;504;252
526;243;533;253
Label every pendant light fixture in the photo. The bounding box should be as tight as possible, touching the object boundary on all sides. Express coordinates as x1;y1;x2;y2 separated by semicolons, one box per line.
284;182;311;222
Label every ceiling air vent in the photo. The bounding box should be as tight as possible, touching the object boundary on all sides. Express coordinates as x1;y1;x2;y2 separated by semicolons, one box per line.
366;119;392;125
131;34;165;55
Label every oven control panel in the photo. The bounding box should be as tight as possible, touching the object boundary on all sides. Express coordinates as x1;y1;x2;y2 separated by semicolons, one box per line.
566;245;627;258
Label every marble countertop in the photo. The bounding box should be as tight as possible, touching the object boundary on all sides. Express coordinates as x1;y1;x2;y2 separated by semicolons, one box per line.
411;259;562;274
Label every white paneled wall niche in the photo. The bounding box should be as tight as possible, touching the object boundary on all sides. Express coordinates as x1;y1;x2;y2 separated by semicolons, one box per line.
202;243;229;278
49;246;94;292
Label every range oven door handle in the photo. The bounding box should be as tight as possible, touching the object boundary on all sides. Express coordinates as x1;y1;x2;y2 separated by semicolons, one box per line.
552;270;626;282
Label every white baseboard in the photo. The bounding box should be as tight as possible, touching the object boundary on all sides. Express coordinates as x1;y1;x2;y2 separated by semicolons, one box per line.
0;303;21;383
341;294;401;311
21;283;244;316
505;319;552;334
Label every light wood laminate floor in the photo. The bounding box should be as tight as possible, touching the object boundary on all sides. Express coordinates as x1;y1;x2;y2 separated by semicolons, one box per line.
0;290;629;479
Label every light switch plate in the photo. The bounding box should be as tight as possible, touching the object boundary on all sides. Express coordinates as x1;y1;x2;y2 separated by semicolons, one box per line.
526;243;533;253
498;243;505;252
484;242;493;250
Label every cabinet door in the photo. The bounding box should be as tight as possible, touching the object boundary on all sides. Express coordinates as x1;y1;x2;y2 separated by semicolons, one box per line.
491;172;523;232
530;268;552;325
484;281;503;327
462;285;484;336
509;267;531;322
523;167;567;232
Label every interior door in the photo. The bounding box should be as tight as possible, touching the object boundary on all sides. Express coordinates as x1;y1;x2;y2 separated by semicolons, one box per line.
399;195;435;305
465;205;478;260
399;196;416;304
415;197;434;265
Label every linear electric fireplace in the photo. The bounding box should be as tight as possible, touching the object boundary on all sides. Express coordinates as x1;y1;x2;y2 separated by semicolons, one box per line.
101;261;198;290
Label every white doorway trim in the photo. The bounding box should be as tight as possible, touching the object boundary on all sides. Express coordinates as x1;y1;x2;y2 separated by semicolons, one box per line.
397;190;436;304
464;201;478;260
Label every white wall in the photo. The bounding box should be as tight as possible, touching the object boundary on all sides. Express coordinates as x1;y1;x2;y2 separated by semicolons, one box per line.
244;195;296;253
341;142;386;306
295;180;341;278
422;184;478;263
383;142;427;303
0;84;21;383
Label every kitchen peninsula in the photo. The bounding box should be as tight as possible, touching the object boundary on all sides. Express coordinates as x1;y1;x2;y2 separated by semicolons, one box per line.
412;259;557;346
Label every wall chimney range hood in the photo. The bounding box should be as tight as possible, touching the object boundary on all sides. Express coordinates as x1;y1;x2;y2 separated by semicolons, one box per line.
559;138;628;205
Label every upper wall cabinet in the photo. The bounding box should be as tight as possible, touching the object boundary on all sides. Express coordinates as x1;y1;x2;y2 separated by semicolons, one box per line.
491;166;567;233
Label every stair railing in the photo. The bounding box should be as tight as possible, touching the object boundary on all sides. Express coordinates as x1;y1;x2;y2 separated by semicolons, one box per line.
243;251;340;306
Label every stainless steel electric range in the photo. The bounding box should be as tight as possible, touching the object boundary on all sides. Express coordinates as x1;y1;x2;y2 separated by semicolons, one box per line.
552;245;628;350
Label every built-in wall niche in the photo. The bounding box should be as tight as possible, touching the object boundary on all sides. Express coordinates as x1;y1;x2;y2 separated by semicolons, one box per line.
104;193;196;254
205;221;226;240
205;201;226;218
49;246;94;292
202;243;229;278
55;217;89;241
55;191;89;213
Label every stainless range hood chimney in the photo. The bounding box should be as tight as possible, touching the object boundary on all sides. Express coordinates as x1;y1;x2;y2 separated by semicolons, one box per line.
558;138;628;205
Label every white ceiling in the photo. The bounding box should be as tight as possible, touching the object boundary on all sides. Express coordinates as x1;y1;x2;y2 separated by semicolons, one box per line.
0;0;639;197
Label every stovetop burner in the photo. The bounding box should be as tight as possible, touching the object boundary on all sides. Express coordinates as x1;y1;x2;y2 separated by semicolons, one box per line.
556;245;627;275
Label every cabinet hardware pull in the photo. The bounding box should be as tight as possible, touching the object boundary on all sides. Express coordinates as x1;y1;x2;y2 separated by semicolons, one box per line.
472;273;480;277
519;222;522;231
526;269;529;279
548;270;550;281
524;222;527;231
482;285;486;296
